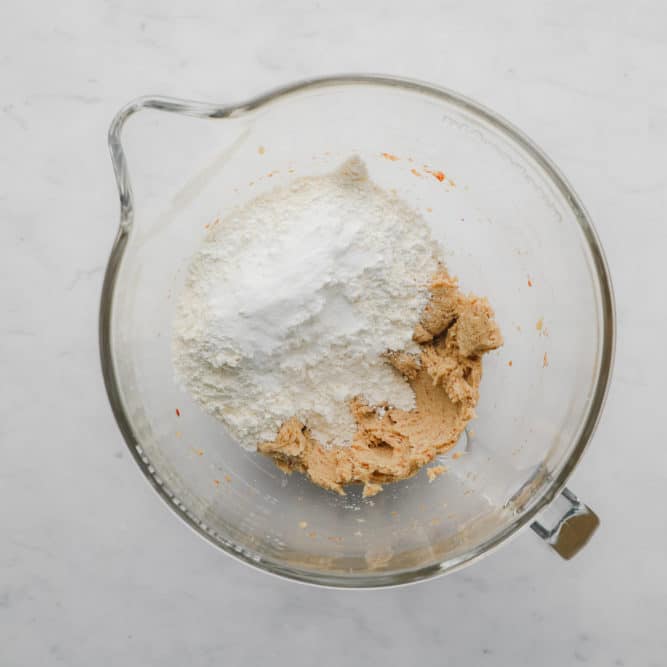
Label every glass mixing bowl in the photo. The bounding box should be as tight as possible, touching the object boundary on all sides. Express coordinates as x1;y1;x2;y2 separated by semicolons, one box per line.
101;75;615;587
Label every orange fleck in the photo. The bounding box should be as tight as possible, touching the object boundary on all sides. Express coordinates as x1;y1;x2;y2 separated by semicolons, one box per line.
448;179;456;187
452;452;463;460
381;152;399;161
175;408;181;417
423;166;446;182
307;531;317;539
192;448;204;457
543;352;549;368
411;168;423;178
224;474;232;483
527;278;533;287
258;145;265;155
213;479;220;487
390;511;398;518
175;431;182;438
426;207;433;213
536;318;544;331
508;360;513;367
204;223;210;229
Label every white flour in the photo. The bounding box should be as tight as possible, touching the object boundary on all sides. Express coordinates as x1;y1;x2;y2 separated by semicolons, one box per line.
173;156;441;449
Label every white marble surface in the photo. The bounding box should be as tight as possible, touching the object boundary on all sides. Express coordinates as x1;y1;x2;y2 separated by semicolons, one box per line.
2;1;666;665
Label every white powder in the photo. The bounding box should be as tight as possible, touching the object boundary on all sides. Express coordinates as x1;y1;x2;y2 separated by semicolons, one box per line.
173;156;441;450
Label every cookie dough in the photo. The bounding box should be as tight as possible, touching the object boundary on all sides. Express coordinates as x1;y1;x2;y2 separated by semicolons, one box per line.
259;267;502;496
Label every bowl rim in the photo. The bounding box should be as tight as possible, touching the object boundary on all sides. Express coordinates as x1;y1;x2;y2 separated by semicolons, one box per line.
100;73;616;588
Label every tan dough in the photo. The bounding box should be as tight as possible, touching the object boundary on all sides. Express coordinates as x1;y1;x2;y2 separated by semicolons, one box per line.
258;267;503;497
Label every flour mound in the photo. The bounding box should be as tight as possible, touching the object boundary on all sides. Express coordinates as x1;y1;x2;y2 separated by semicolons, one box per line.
173;157;440;449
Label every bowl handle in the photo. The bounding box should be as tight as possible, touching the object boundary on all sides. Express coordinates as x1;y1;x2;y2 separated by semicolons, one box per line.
530;488;599;559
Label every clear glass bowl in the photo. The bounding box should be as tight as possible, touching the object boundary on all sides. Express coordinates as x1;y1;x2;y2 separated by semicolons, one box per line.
101;75;615;587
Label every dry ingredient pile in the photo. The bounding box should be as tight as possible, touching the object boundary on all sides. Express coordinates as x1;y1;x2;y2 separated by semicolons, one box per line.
173;156;502;497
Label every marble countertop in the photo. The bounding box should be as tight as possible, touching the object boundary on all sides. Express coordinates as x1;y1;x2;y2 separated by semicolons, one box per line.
2;1;666;665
